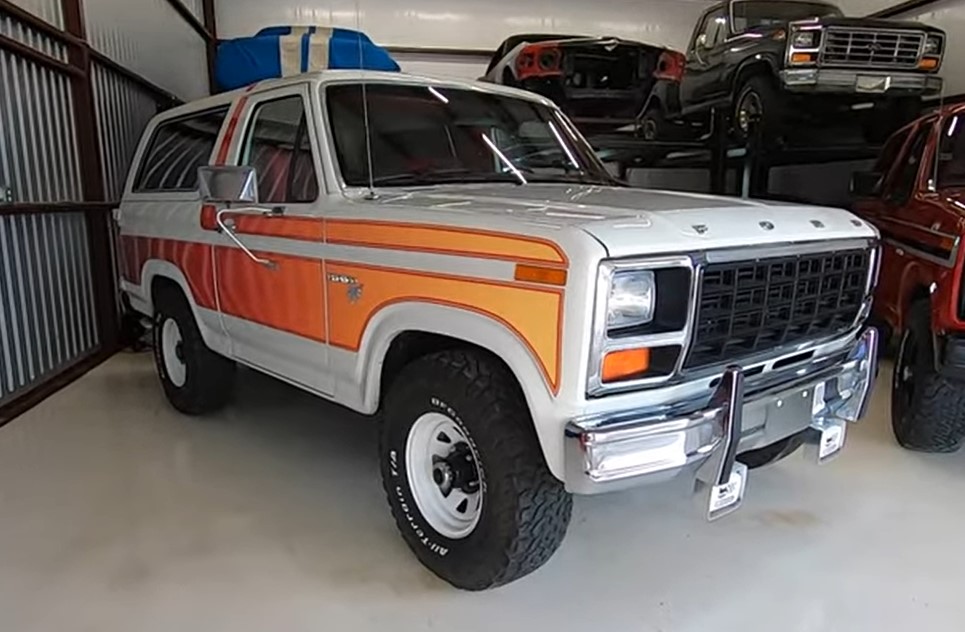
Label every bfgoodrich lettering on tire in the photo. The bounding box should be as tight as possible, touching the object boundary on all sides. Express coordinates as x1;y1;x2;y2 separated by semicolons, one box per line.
379;349;572;590
153;284;236;416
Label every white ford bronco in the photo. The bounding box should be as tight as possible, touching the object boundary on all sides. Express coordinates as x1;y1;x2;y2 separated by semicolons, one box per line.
116;70;879;590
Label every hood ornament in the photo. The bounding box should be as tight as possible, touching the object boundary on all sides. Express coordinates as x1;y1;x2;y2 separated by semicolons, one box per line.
759;221;775;231
692;224;709;235
810;219;825;229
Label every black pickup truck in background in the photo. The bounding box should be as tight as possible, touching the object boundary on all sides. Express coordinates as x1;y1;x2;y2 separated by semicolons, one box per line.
642;0;946;145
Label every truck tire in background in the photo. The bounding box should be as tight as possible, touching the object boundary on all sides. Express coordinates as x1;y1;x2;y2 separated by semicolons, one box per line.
892;301;965;452
379;349;572;590
152;284;236;415
733;75;785;146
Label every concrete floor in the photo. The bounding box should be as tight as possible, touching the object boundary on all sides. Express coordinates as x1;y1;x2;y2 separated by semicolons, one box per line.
2;352;965;631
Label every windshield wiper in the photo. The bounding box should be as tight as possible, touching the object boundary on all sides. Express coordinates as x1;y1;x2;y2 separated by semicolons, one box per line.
526;173;623;186
370;170;523;187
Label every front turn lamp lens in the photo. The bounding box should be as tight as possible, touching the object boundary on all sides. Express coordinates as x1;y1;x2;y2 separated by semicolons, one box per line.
607;270;655;329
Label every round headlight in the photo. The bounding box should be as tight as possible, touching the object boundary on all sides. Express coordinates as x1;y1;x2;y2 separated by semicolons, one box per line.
924;35;942;56
792;30;818;49
607;270;655;329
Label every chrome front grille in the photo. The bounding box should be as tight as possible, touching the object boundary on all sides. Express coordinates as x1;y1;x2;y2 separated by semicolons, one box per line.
821;28;923;68
683;249;872;371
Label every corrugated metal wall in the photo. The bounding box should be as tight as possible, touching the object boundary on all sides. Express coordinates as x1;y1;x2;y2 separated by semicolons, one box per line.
92;62;162;200
0;0;212;417
0;213;99;403
6;0;63;29
84;0;209;101
0;37;82;203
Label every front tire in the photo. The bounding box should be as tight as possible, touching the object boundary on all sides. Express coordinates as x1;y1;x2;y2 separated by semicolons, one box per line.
733;75;785;146
892;301;965;452
380;350;572;590
153;284;236;415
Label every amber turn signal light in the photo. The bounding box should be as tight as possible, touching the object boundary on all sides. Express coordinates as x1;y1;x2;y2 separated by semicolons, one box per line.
602;348;651;383
920;57;940;70
790;52;815;64
514;264;567;286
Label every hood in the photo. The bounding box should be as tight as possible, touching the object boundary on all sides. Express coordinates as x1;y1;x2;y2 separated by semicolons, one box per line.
373;184;877;258
814;16;943;32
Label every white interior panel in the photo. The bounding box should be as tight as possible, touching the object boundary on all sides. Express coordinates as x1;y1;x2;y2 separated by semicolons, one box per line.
84;0;209;101
215;0;719;74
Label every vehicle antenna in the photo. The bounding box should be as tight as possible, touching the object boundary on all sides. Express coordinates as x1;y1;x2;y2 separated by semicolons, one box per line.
356;0;377;200
933;74;946;192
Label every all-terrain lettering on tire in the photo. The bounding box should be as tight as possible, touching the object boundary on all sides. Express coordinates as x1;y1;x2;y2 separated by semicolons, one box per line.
379;349;572;590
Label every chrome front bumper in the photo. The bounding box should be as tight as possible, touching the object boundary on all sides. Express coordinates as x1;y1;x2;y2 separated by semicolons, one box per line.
564;328;878;509
780;68;943;96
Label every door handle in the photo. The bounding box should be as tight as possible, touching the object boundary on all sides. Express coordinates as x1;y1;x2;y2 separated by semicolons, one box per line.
216;208;276;269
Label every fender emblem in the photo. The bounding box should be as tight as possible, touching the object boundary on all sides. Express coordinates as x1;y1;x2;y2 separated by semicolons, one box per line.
347;283;364;303
759;221;775;231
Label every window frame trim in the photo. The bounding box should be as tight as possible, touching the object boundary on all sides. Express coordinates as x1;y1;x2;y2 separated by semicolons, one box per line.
236;91;322;205
132;105;231;194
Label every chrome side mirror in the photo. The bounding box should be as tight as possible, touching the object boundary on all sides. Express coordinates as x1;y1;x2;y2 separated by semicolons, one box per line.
198;165;258;204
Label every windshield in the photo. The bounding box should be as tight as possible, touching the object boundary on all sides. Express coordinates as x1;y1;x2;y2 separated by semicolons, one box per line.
938;114;965;189
325;83;616;188
732;1;842;33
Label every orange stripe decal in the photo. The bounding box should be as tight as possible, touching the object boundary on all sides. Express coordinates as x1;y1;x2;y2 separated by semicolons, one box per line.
327;220;568;267
215;85;256;165
230;215;324;240
217;247;326;342
327;260;563;392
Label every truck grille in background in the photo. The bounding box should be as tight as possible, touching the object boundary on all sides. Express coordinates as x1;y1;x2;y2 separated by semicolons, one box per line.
683;249;871;370
821;29;923;68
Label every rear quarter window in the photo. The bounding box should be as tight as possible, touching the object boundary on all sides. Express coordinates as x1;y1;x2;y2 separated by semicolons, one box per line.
133;106;230;193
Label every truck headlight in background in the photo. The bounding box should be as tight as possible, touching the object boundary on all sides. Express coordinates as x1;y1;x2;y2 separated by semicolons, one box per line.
924;34;943;56
608;271;655;329
791;30;819;49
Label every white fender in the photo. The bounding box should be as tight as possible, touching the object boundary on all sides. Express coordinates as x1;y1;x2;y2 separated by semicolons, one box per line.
136;259;230;357
354;301;565;478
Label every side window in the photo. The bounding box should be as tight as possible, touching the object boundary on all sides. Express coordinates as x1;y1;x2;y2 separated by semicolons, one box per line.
874;128;911;176
134;107;229;192
240;95;319;204
702;9;729;48
889;125;931;206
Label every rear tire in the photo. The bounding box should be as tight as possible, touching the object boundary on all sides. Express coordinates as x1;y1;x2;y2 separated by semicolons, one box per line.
891;301;965;452
737;432;805;469
153;284;236;415
379;349;572;590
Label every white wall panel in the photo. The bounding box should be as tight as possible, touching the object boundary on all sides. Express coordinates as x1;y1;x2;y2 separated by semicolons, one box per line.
84;0;209;101
216;0;718;75
890;0;965;98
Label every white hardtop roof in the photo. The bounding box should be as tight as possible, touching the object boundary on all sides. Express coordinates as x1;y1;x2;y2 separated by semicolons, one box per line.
160;70;556;120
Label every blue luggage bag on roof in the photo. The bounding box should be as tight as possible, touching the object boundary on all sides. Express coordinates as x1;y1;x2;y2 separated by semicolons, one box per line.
215;26;400;92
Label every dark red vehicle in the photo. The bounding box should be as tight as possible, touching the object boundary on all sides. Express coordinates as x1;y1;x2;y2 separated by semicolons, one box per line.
852;104;965;452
